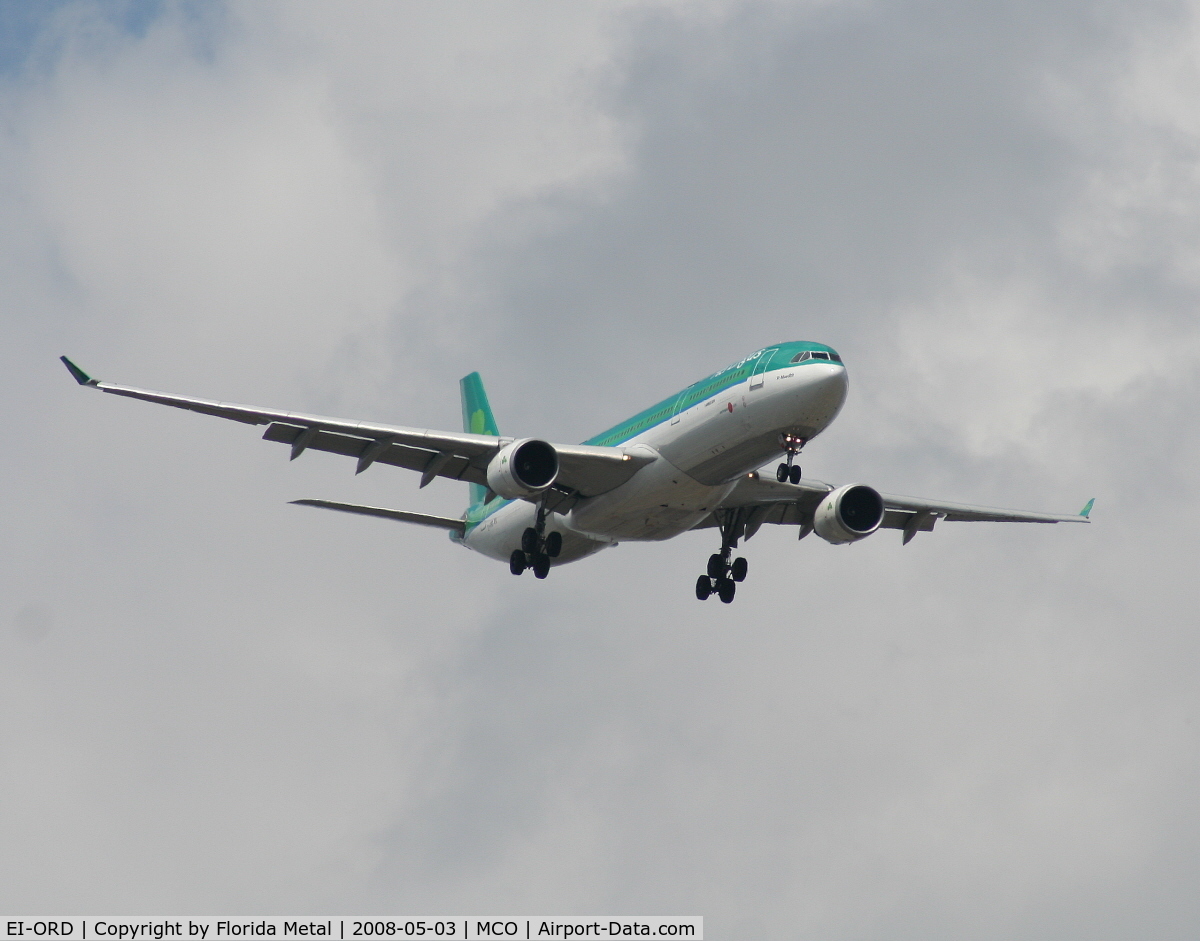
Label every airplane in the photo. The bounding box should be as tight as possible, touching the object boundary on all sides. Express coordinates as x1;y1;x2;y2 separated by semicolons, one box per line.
60;342;1092;603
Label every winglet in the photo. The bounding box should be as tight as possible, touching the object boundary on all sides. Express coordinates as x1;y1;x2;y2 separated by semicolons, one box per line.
60;356;98;386
1079;497;1095;519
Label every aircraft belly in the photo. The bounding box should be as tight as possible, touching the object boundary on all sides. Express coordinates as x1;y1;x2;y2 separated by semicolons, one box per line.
566;448;735;542
681;430;805;484
463;499;609;564
659;366;846;485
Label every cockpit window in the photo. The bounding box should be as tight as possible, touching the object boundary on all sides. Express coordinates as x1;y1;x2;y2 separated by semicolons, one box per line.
791;349;843;363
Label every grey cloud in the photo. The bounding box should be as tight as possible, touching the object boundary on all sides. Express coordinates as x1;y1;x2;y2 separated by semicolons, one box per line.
381;1;1200;936
3;1;1200;938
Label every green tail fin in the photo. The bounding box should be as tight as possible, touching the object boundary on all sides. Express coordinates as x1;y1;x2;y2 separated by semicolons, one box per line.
1080;497;1095;519
460;372;499;506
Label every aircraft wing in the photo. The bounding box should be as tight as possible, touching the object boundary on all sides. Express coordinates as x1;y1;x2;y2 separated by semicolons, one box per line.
60;357;649;500
695;472;1092;543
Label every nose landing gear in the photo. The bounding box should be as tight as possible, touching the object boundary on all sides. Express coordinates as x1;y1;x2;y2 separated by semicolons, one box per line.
510;504;562;579
775;433;806;485
696;510;750;603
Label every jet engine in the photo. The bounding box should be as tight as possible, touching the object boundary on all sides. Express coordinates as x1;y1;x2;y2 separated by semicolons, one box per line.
486;438;560;499
813;483;884;544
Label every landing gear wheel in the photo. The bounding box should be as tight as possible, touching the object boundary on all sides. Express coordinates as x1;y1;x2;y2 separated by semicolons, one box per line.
701;508;751;602
509;550;527;576
789;465;802;484
776;462;790;483
544;531;562;558
532;553;551;579
521;527;539;555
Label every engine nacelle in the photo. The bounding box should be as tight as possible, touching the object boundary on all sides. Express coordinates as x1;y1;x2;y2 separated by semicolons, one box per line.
813;483;884;544
486;438;560;499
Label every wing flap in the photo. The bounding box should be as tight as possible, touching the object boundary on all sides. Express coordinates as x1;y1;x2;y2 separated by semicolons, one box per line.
88;377;503;454
262;423;485;484
715;473;833;508
103;385;275;424
555;444;656;497
879;493;1091;524
715;472;1089;524
699;471;1090;541
64;360;653;499
880;508;937;532
69;363;499;487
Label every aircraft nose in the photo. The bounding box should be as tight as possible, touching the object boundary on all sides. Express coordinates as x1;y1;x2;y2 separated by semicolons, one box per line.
811;362;848;402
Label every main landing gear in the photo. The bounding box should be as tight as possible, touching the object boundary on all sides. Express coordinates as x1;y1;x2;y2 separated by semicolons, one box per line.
509;504;561;579
775;433;806;485
696;510;749;604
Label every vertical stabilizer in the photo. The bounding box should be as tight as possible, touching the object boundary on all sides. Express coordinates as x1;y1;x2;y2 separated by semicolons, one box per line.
460;372;499;506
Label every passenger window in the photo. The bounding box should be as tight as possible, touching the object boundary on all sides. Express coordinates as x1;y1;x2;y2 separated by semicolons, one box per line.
790;351;810;363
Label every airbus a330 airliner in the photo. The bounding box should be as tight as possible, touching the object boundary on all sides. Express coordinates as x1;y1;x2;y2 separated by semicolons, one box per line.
61;342;1091;603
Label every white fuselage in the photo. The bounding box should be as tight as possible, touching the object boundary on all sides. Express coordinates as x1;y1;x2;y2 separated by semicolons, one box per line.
462;361;848;565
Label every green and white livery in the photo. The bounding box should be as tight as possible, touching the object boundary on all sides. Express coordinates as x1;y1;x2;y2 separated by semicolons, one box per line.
61;343;1092;603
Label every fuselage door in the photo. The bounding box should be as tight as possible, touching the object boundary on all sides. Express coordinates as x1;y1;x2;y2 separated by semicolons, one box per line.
749;349;778;390
669;388;690;424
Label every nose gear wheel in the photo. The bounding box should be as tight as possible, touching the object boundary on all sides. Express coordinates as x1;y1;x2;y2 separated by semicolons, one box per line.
775;433;806;483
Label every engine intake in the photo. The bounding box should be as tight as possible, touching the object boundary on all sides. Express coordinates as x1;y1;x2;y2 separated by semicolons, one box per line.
814;483;884;544
486;438;560;499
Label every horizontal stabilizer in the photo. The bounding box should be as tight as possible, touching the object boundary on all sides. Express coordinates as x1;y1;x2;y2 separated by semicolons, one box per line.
290;499;466;534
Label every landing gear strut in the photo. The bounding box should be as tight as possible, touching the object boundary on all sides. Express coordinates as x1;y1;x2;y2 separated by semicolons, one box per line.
775;433;806;485
509;503;561;579
696;509;749;604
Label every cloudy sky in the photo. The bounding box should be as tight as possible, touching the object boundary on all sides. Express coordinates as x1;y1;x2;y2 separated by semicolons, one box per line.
3;0;1200;936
